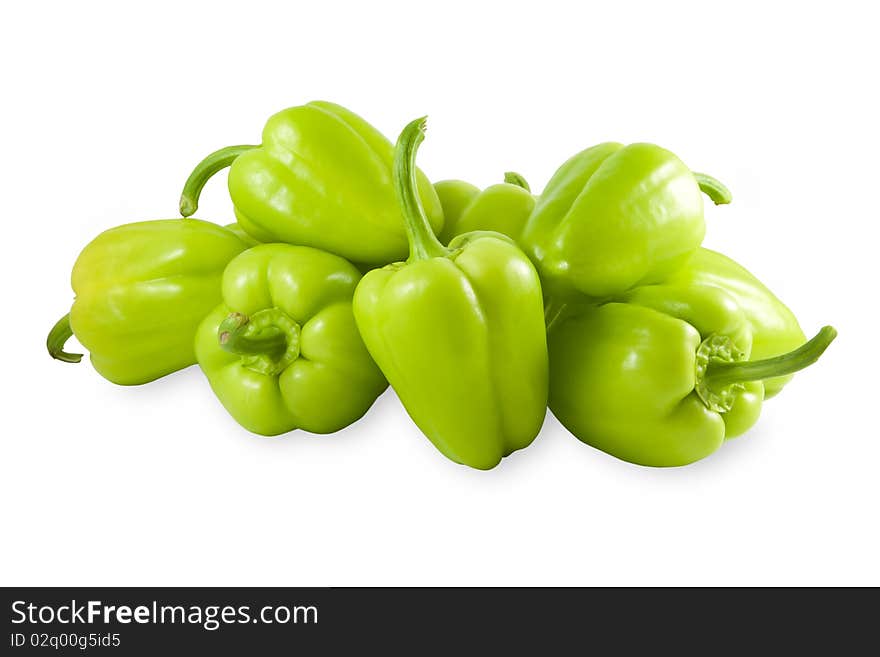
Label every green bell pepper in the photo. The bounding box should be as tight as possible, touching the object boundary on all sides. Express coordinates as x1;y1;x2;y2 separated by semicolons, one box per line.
196;243;387;436
521;142;731;297
433;179;480;240
354;118;548;470
435;172;535;245
179;101;444;267
47;219;248;385
548;281;836;467
665;247;806;397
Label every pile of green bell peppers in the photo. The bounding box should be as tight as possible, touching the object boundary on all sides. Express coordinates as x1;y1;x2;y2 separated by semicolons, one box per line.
48;100;836;470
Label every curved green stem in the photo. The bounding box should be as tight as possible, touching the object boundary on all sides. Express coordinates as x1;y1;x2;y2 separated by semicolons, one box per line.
47;313;82;363
179;145;259;217
704;326;836;388
218;312;287;360
394;117;448;261
504;171;531;192
693;172;732;205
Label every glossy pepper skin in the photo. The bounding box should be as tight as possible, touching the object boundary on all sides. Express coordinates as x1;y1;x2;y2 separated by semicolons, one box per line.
354;118;548;470
666;248;806;397
47;219;248;385
223;222;260;247
521;142;731;298
434;179;480;238
179;101;444;267
548;282;836;467
436;172;535;245
196;244;387;436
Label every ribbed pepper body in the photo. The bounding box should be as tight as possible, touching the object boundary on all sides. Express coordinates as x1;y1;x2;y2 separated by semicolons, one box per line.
196;244;387;436
549;280;834;467
355;235;548;469
666;248;806;397
354;118;548;470
436;174;535;246
66;219;247;385
227;101;444;266
522;142;708;297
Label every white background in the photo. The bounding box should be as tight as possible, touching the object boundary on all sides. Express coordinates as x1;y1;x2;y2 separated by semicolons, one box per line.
1;0;877;586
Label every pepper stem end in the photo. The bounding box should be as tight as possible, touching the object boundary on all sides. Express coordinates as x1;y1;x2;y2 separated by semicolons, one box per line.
693;172;732;205
393;117;448;262
47;313;83;363
504;171;531;192
702;326;837;400
179;144;259;218
217;309;300;376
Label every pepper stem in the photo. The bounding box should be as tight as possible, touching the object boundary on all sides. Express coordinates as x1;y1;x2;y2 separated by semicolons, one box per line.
504;171;531;192
179;145;259;217
218;312;287;359
47;313;82;363
704;326;837;388
394;117;448;261
693;172;732;205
